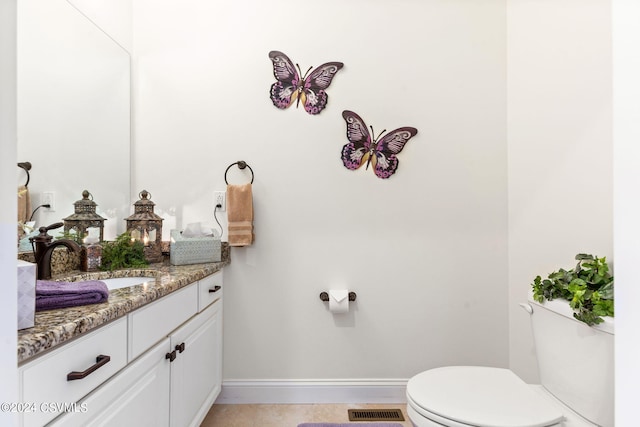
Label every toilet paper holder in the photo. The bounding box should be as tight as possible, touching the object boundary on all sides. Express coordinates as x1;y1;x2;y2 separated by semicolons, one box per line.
319;291;357;302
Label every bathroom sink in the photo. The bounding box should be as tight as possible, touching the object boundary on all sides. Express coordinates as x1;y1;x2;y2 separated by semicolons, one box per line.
99;276;155;290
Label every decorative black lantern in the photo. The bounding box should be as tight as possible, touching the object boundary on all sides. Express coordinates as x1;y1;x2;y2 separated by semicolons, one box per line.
63;190;106;242
125;190;163;263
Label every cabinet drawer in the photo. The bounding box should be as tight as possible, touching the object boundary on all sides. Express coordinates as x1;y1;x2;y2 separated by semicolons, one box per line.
49;338;171;427
198;271;223;312
20;317;127;427
128;283;198;361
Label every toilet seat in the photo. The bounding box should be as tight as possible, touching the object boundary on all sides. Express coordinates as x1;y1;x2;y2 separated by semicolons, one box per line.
406;366;564;427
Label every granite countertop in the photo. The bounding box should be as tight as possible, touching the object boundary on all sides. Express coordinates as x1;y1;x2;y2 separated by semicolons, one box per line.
18;251;229;365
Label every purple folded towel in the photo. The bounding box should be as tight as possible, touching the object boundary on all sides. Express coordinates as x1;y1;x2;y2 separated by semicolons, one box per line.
36;280;109;311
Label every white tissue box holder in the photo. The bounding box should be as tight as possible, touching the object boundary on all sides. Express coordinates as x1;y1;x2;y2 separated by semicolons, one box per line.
17;260;36;330
170;229;221;265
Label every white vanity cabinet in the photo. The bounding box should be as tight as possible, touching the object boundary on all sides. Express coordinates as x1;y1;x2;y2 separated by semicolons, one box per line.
20;270;223;427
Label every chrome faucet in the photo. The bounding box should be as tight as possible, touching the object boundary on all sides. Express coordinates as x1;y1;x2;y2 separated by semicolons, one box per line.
30;222;81;280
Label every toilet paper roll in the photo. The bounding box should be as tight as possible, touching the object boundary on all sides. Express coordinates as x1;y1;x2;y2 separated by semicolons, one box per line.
329;290;349;313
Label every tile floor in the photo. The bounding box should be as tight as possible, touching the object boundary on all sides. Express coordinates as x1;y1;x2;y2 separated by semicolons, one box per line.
200;404;413;427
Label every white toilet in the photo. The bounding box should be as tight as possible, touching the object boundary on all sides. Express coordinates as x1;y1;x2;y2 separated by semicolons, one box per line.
406;293;614;427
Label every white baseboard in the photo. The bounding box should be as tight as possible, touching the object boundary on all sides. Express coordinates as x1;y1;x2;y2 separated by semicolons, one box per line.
215;379;409;404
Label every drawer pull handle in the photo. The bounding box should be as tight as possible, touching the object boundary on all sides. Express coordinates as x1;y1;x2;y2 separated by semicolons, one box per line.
208;286;221;293
166;350;177;362
67;355;111;381
175;342;186;353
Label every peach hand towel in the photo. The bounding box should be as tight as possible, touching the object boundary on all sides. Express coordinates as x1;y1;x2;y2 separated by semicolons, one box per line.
227;183;254;246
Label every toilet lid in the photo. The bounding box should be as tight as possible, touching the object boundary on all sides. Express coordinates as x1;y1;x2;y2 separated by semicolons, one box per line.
406;366;564;427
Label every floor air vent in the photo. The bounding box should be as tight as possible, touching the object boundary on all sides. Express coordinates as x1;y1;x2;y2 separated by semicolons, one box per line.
347;408;405;422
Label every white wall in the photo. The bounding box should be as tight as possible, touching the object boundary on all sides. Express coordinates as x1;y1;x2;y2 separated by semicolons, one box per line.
507;0;613;383
612;1;640;424
0;0;19;423
68;0;132;53
133;0;508;381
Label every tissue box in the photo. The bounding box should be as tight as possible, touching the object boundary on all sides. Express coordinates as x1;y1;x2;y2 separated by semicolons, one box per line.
170;229;221;265
17;260;36;330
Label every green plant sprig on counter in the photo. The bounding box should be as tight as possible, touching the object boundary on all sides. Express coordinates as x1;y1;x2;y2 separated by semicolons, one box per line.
100;232;148;271
57;230;85;245
531;253;614;326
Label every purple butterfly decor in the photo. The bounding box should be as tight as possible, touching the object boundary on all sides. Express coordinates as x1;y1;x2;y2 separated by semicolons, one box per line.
269;51;344;115
341;110;418;179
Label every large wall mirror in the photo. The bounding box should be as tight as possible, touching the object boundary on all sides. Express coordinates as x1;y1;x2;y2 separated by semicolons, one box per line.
17;0;130;248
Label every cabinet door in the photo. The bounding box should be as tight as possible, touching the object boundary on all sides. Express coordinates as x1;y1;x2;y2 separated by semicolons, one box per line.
169;300;222;427
49;338;171;427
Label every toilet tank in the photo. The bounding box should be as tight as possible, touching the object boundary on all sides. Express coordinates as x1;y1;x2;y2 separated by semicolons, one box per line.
528;294;614;427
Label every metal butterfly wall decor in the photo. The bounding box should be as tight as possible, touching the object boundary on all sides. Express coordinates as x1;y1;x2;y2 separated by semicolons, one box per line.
341;110;418;179
268;50;344;115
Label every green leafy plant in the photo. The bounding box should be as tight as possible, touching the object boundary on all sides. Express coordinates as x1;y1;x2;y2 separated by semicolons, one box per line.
100;232;148;271
532;253;614;326
56;229;85;245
